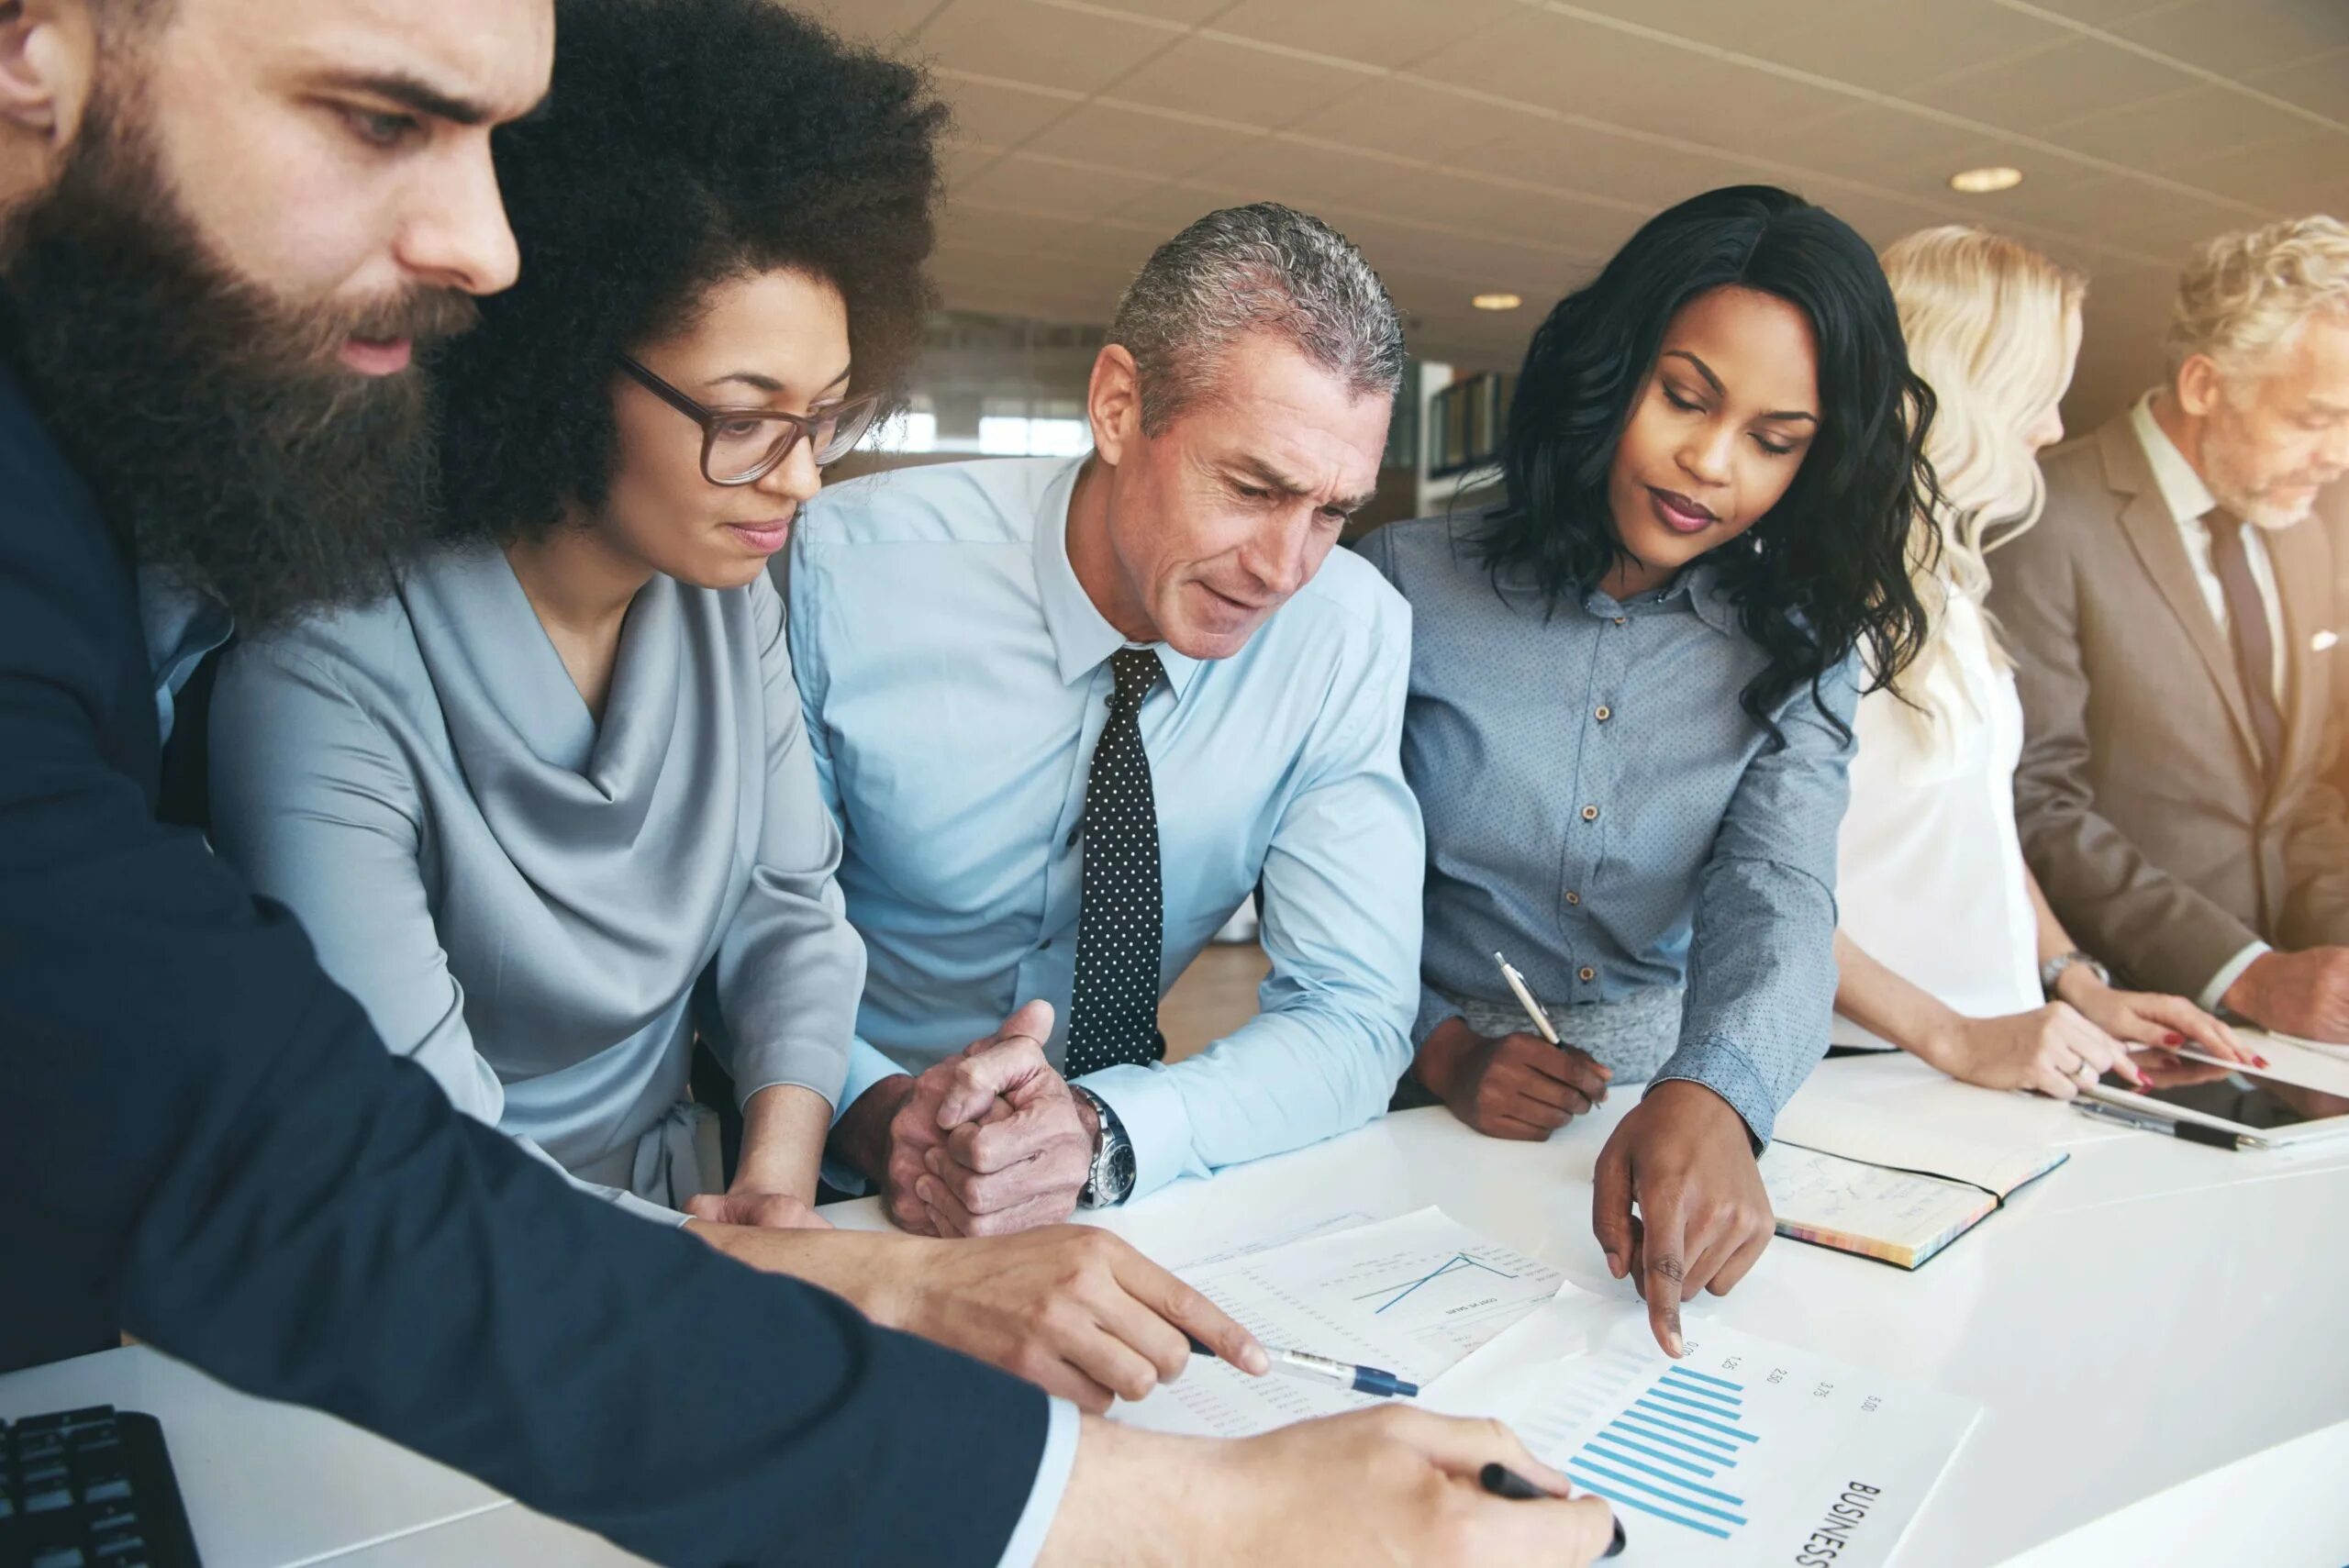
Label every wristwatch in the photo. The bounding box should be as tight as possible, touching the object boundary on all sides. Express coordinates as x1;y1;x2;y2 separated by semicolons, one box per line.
2040;950;2110;999
1071;1084;1136;1209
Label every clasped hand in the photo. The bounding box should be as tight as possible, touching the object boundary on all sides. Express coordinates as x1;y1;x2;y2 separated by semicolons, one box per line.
880;1000;1098;1237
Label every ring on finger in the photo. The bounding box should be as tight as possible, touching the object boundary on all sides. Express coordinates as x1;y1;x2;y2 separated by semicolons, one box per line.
2073;1058;2099;1081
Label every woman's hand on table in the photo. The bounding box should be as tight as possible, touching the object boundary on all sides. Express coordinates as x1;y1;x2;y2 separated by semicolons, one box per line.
1920;1004;2147;1098
1415;1018;1611;1140
2053;972;2259;1067
1590;1079;1771;1358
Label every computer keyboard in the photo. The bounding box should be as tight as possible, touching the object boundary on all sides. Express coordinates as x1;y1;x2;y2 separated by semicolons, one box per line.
0;1407;200;1568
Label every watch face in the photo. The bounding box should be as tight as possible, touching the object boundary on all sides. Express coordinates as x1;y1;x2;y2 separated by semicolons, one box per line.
1105;1142;1137;1202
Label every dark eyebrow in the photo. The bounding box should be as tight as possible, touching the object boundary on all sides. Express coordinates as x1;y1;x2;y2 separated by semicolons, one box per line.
708;363;854;399
316;69;532;128
1662;350;1819;426
1230;456;1376;513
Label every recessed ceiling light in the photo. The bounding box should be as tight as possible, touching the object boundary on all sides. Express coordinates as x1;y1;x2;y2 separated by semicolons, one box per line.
1472;292;1523;311
1949;165;2024;194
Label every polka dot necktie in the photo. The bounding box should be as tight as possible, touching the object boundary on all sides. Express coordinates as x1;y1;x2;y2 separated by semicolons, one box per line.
1065;647;1168;1076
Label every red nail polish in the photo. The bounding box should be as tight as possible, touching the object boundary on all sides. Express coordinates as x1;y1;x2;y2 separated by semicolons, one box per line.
2165;1033;2184;1046
2256;1056;2271;1068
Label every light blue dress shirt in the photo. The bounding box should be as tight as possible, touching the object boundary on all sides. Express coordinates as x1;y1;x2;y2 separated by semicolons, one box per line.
784;454;1423;1200
1359;515;1854;1143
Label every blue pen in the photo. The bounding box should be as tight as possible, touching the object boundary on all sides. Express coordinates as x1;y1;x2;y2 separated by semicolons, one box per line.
1186;1333;1419;1398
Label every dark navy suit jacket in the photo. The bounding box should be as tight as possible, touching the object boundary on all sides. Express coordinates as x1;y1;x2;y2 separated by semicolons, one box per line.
0;365;1046;1566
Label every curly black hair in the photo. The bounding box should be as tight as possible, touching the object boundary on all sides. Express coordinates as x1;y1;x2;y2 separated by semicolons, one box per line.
1474;184;1939;744
430;0;947;540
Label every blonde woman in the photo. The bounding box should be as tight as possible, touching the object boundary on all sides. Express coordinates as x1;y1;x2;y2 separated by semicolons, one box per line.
1830;228;2253;1095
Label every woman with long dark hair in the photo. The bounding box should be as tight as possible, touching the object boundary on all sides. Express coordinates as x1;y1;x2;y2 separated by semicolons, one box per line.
1360;184;1937;1355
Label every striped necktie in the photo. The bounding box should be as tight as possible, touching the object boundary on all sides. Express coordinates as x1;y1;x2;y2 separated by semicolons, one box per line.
2207;508;2284;781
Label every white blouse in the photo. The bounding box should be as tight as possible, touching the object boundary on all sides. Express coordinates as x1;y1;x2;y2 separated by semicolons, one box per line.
1833;591;2043;1049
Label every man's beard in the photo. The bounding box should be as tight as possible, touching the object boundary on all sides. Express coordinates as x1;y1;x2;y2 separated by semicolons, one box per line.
0;87;480;629
2201;395;2345;533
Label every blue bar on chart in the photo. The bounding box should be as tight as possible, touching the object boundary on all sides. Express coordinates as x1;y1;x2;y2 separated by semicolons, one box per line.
1564;1365;1758;1541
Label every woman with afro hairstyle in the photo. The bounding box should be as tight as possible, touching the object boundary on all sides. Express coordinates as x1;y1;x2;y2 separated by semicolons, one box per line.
1359;185;1939;1357
203;0;1282;1412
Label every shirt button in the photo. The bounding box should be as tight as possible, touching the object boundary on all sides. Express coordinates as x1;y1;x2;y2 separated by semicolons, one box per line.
1581;805;1599;822
1578;966;1598;983
1565;891;1581;906
1612;617;1627;627
1595;705;1612;722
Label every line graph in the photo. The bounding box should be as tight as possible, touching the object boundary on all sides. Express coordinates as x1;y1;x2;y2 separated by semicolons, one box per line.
1355;1252;1520;1315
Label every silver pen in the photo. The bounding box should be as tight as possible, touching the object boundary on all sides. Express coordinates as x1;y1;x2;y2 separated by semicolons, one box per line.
1186;1337;1419;1397
1493;951;1562;1046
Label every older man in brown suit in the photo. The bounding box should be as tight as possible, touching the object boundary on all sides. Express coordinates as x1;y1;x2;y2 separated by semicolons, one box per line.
1991;216;2349;1042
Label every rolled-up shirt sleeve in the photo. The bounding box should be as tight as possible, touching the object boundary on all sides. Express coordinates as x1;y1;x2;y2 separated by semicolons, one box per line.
1653;655;1858;1144
707;574;863;1112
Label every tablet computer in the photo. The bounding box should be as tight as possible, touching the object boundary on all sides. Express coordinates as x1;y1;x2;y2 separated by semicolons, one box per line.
2082;1051;2349;1149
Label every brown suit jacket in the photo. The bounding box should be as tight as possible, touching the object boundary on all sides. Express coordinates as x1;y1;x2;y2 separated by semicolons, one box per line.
1987;408;2349;999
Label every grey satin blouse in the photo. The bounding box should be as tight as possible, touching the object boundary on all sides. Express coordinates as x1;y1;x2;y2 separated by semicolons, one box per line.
207;542;863;1224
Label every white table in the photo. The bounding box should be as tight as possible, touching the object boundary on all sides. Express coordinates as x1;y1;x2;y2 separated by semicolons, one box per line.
8;1049;2347;1565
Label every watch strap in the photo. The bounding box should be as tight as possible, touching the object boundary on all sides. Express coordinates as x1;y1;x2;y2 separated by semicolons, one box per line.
1071;1084;1131;1208
2041;950;2110;998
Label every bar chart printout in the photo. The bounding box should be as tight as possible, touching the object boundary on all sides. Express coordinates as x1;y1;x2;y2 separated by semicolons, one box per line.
1502;1319;1981;1567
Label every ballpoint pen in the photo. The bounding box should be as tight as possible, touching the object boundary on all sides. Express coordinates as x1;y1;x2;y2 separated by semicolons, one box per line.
1186;1335;1419;1398
1494;950;1561;1046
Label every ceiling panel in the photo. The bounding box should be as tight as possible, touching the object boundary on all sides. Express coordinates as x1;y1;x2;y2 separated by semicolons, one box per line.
2107;0;2349;81
916;0;1175;94
1108;34;1370;123
1407;10;1725;123
1453;121;1776;209
1207;0;1523;72
950;150;1164;219
1283;79;1536;162
1169;135;1403;211
1020;100;1262;172
2243;48;2349;123
942;75;1084;149
1736;0;2070;90
887;0;2348;429
1906;38;2199;135
2038;83;2325;169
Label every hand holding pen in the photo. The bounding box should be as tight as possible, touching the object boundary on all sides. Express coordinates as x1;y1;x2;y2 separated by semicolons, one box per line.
1412;953;1614;1140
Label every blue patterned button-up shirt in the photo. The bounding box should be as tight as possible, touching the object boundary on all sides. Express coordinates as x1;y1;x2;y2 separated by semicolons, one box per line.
1357;514;1854;1142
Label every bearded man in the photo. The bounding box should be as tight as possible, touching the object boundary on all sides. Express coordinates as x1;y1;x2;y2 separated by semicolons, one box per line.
1990;216;2349;1043
0;4;1612;1564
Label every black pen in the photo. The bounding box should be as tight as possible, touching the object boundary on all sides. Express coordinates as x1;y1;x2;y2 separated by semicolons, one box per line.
1481;1463;1627;1557
2073;1096;2241;1149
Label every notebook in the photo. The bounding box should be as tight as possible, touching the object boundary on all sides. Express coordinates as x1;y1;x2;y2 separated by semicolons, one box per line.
1757;1103;2068;1270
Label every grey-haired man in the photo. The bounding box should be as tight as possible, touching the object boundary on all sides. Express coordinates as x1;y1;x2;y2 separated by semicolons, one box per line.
785;204;1427;1248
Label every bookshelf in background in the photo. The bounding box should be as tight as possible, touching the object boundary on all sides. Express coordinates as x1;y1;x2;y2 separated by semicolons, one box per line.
1427;371;1515;478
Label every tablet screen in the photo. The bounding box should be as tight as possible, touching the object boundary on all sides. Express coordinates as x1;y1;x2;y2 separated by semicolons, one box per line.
2099;1051;2349;1131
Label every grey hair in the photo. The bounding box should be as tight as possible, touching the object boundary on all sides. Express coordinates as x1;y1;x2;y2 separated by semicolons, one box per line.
2167;215;2349;381
1108;203;1404;434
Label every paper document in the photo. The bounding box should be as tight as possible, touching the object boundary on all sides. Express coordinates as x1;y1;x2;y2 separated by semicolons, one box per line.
1493;1315;1980;1566
1116;1207;1563;1437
